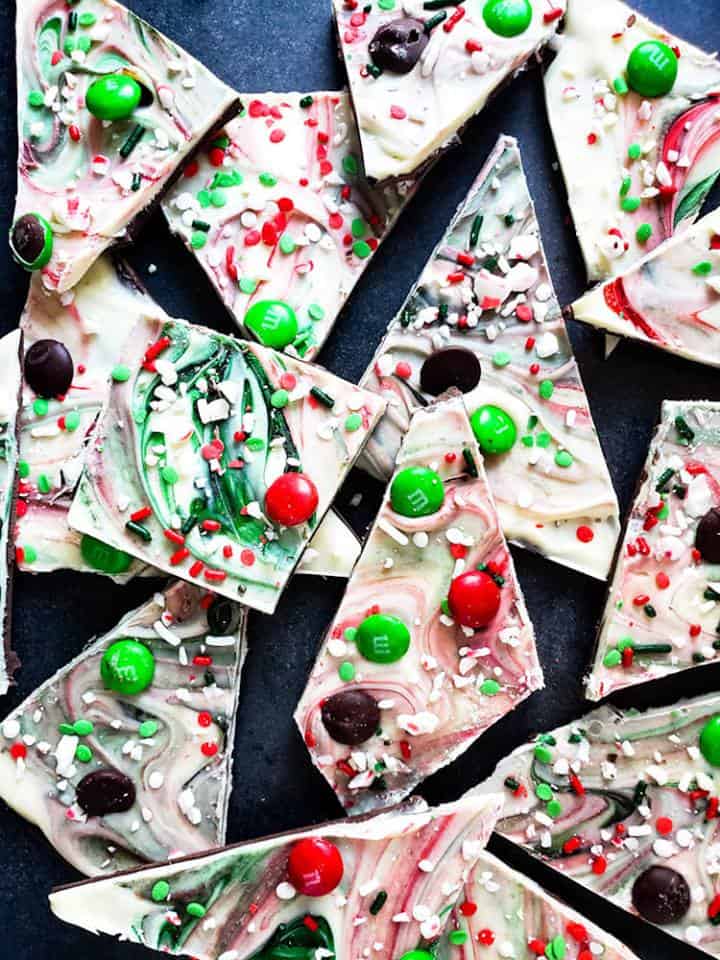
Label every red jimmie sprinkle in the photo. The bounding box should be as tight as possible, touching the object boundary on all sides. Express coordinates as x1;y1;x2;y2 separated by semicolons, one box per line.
544;7;565;23
465;38;483;54
189;560;204;578
131;506;152;522
708;894;720;920
164;529;185;546
566;922;588;943
204;569;227;583
570;773;585;796
457;252;474;267
656;571;670;589
516;304;533;323
591;855;607;875
562;836;582;854
707;797;719;820
400;740;412;760
170;547;190;566
303;916;319;932
622;646;634;668
632;594;650;606
193;655;213;667
443;6;465;32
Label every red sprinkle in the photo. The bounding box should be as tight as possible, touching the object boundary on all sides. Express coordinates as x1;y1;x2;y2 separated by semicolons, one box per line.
164;529;185;546
183;160;199;178
208;147;225;167
10;743;27;760
587;132;598;145
400;740;412;760
591;855;607;875
457;252;475;267
443;6;465;31
198;711;213;728
656;817;673;836
543;7;565;23
460;901;477;917
240;549;256;567
193;655;213;667
303;916;319;932
566;922;588;943
655;571;670;589
516;304;533;323
563;836;582;854
69;124;81;142
131;506;152;522
528;940;546;956
477;929;495;947
204;569;227;583
632;594;650;606
690;623;702;638
202;519;222;532
170;547;190;566
569;773;585;796
395;362;412;379
189;560;204;578
576;525;594;543
390;105;407;120
200;742;218;757
465;38;483;54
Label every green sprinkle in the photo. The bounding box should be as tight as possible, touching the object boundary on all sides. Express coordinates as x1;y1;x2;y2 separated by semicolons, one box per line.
613;76;629;95
21;545;37;564
239;278;257;294
125;519;152;542
79;12;97;26
555;450;574;468
58;723;76;735
37;473;51;494
628;143;642;161
620;176;632;198
259;172;277;187
675;415;695;444
493;350;511;368
378;0;395;8
28;90;44;108
603;648;622;668
534;744;553;764
351;218;367;239
139;720;159;738
75;744;92;763
192;231;209;249
299;95;314;109
353;240;372;259
424;10;447;31
211;134;230;150
33;398;49;416
536;432;551;448
209;189;227;208
270;389;289;409
197;190;211;208
245;437;265;451
621;196;641;213
480;679;500;696
636;223;653;244
527;414;538;430
64;410;80;431
633;643;672;655
546;935;567;960
77;35;91;53
449;931;468;946
308;304;325;322
693;261;713;276
279;234;296;255
111;364;131;383
342;155;358;176
161;466;179;484
536;783;554;801
19;460;30;479
211;170;243;189
370;890;388;914
73;719;94;736
344;627;357;643
339;661;355;682
521;435;534;447
546;799;562;818
617;636;635;652
151;881;170;902
539;380;554;400
186;903;206;919
345;413;362;432
310;386;334;408
470;214;483;248
119;124;144;159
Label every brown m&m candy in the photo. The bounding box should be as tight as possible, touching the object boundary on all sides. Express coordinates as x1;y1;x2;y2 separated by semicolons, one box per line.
696;507;720;563
369;18;428;74
24;339;74;398
420;347;482;396
10;213;53;271
76;768;136;817
631;865;690;925
321;689;380;745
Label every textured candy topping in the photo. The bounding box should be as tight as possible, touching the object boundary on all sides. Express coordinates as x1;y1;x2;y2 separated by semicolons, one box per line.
67;314;386;613
296;397;540;814
13;0;240;292
358;136;619;581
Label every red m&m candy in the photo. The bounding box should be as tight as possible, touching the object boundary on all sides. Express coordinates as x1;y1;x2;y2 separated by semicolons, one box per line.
287;837;343;896
448;570;501;628
265;472;319;526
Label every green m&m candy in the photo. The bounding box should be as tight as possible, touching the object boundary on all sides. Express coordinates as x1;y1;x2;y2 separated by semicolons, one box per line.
470;404;517;454
10;213;54;271
356;613;411;664
80;535;133;575
101;639;155;695
700;714;720;766
626;41;678;98
244;300;298;349
390;465;444;518
86;74;143;121
482;0;533;38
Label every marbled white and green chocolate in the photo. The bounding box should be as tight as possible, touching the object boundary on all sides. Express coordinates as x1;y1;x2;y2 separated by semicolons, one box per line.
444;850;642;960
358;136;619;581
570;208;720;368
333;0;567;182
0;580;246;876
12;0;240;293
472;692;720;957
68;315;386;612
295;397;541;814
545;0;720;284
0;331;22;695
163;91;421;361
16;255;359;582
588;401;720;701
48;793;502;959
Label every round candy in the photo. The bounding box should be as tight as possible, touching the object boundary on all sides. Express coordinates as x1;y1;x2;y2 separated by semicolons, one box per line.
398;954;434;960
244;300;298;349
321;689;380;745
24;339;74;398
700;714;720;766
265;472;319;526
86;74;142;121
287;837;344;897
420;347;481;396
207;597;243;636
80;535;133;575
355;613;411;664
368;18;428;74
626;41;678;98
448;570;502;628
10;213;53;271
390;466;444;518
76;768;136;817
470;405;517;455
695;508;720;563
482;0;533;38
631;866;690;925
101;639;155;695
